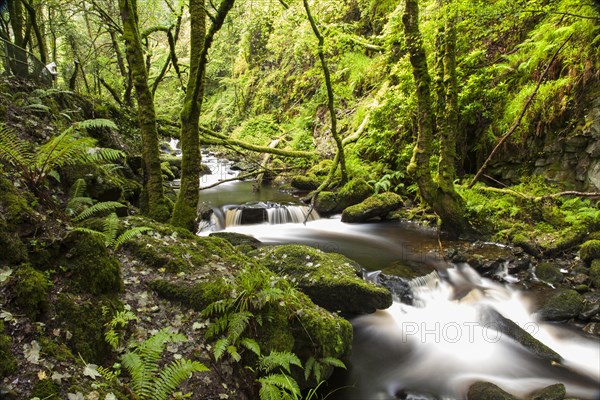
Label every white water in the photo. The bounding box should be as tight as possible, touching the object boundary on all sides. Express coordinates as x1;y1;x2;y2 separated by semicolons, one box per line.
349;265;600;399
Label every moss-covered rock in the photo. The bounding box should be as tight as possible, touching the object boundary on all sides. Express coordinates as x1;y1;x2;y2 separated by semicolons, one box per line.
341;192;404;223
314;191;339;214
528;383;566;400
55;293;119;364
0;177;35;265
589;259;600;288
313;179;373;215
209;232;262;250
536;289;585;321
291;174;321;190
535;262;563;284
59;232;122;295
260;244;392;314
467;382;519;399
580;240;600;264
0;321;17;378
149;278;228;311
10;264;51;320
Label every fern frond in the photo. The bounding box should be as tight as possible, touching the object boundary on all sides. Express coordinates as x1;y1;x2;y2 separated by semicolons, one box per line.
73;201;125;221
0;125;34;168
259;351;302;374
258;382;281;400
113;227;152;250
72;227;106;241
213;337;230;360
257;374;301;398
122;352;154;399
103;212;120;247
319;357;346;369
69;178;88;199
227;345;242;362
205;315;229;339
304;356;316;382
87;147;126;163
152;359;208;400
240;338;261;356
36;130;96;172
73;118;118;131
226;311;253;342
23;103;51;113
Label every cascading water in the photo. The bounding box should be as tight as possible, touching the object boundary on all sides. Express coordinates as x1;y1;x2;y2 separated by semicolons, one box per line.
346;264;600;400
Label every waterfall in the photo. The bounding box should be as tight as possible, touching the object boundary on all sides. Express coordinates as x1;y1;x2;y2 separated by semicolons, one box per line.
266;205;319;224
347;264;600;400
202;203;320;231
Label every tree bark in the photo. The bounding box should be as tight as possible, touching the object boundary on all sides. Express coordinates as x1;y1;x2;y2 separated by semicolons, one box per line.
8;0;28;77
403;0;471;235
171;0;235;230
119;0;170;222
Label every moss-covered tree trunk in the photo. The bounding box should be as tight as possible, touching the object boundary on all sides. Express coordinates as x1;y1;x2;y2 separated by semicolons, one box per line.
403;0;471;236
8;0;29;77
171;0;235;230
119;0;170;222
303;0;347;186
171;0;206;231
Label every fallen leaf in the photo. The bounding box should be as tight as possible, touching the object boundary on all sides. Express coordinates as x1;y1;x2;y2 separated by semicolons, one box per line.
37;370;48;380
83;363;102;380
24;340;41;364
51;371;70;384
0;267;13;282
68;392;85;400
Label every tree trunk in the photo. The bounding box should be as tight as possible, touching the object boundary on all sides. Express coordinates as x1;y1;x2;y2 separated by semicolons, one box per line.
171;0;235;230
171;0;206;231
402;0;471;236
8;0;28;77
119;0;170;222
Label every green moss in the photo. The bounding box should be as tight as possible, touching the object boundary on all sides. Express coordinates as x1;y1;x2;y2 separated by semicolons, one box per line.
541;226;587;256
56;294;119;363
291;174;321;190
535;262;563;284
338;178;373;203
59;232;122;295
537;289;584;321
467;381;519;400
580;240;600;264
0;177;34;265
208;232;262;249
308;160;333;177
31;379;60;399
588;231;600;241
341;192;404;223
11;265;51;320
39;336;74;362
590;259;600;288
528;383;566;400
260;244;392;313
0;321;17;377
314;191;339;214
149;279;228;310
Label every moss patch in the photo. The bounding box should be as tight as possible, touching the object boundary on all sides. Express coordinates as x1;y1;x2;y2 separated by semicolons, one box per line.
535;262;563;284
260;244;392;314
0;321;17;378
59;232;122;295
10;264;51;320
341;192;404;223
467;381;519;400
590;259;600;288
536;289;585;321
580;240;600;264
56;293;119;363
149;278;228;311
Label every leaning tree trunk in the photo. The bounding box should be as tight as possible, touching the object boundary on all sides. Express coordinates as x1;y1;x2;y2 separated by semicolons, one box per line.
8;0;29;77
171;0;235;231
402;0;471;236
119;0;170;222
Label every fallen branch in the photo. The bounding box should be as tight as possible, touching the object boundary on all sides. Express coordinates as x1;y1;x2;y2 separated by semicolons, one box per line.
198;167;294;190
468;33;573;189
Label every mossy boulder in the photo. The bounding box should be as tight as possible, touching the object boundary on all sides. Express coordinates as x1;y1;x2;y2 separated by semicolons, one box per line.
260;244;392;314
0;177;35;265
149;278;229;311
313;179;373;215
580;240;600;264
467;382;519;400
59;232;122;295
536;289;585;321
341;192;404;223
125;219;245;272
291;174;321;190
0;321;17;378
10;264;51;320
55;293;119;363
589;259;600;288
535;262;563;284
528;383;566;400
209;231;262;250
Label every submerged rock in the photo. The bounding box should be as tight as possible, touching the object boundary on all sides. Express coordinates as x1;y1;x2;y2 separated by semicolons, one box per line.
467;381;519;400
259;244;392;314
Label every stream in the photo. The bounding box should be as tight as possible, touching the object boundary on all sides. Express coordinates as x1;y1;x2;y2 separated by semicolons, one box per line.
177;146;600;400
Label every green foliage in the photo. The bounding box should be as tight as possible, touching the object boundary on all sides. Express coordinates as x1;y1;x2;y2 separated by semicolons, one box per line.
104;308;138;351
0;120;124;199
73;212;152;251
121;328;208;400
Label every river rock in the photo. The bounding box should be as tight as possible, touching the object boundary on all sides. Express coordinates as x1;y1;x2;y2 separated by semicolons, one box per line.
579;240;600;264
535;262;563;284
259;244;392;314
535;289;585;321
209;232;262;249
467;381;519;400
589;259;600;288
479;307;562;363
314;178;373;215
527;383;566;400
341;192;404;223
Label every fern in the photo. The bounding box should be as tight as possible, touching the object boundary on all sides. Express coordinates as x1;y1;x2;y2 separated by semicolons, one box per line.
104;309;138;351
72;118;118;131
73;201;126;221
113;226;152;250
257;373;301;400
259;351;302;374
121;328;206;400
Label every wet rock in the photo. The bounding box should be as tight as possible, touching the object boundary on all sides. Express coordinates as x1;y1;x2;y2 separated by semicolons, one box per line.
579;302;600;321
479;307;562;363
374;273;413;304
314;179;373;215
209;232;262;249
467;381;519;400
589;259;600;288
582;322;600;335
509;254;531;273
341;192;404;223
579;240;600;264
260;244;392;314
291;174;321;190
536;289;585;321
527;383;566;400
535;262;563;284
